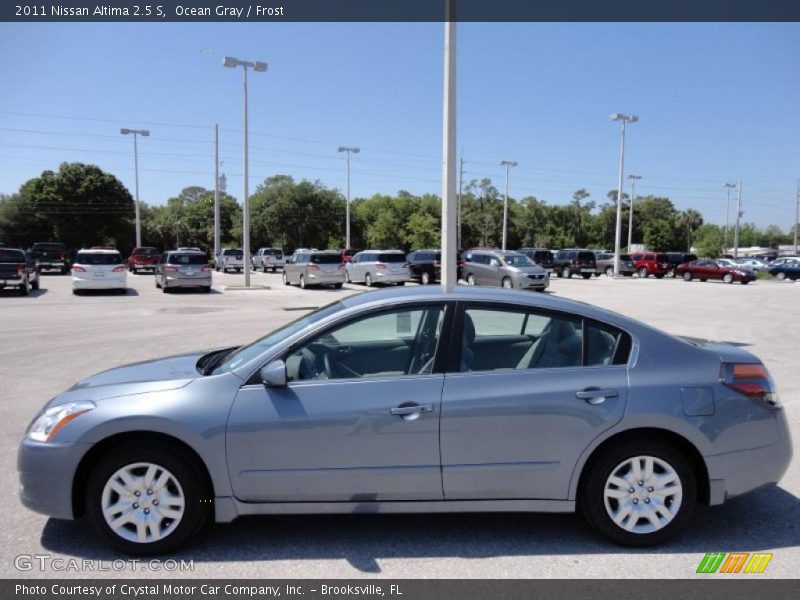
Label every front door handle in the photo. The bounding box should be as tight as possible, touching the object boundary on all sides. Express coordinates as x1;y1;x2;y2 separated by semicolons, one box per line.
576;389;619;405
390;403;434;418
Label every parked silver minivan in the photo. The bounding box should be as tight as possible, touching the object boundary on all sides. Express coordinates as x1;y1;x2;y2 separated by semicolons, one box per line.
283;251;345;289
345;250;410;287
463;249;549;291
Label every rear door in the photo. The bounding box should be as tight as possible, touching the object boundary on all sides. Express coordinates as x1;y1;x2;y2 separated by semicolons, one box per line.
441;303;629;500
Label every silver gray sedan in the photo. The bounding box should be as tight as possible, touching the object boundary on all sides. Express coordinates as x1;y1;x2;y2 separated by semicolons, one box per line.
18;287;791;554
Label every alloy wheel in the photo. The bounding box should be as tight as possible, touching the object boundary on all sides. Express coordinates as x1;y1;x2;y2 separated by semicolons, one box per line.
467;274;476;286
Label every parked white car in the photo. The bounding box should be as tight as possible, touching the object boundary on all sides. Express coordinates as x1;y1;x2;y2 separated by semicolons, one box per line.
71;249;127;295
252;247;285;272
216;248;244;273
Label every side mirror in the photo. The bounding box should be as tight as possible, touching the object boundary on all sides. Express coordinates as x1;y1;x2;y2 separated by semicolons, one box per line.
260;360;287;387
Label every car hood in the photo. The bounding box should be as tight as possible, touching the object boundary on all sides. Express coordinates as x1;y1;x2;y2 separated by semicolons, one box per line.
512;265;548;274
65;352;204;397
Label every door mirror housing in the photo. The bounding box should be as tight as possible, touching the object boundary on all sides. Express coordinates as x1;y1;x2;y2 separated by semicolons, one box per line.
260;360;287;387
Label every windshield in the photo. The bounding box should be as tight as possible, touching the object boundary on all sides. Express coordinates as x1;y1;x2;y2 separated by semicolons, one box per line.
75;252;122;265
212;301;346;375
502;254;533;267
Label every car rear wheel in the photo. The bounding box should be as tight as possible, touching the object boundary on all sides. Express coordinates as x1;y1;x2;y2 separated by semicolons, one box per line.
31;277;40;291
561;266;571;279
162;283;170;293
637;267;649;279
580;440;696;547
262;264;267;273
365;273;373;287
582;273;592;279
421;271;431;285
501;277;513;289
334;283;343;289
85;442;211;555
776;272;787;281
61;267;69;275
666;269;675;278
299;275;306;289
19;278;30;296
202;286;211;293
605;266;614;277
466;274;476;286
682;271;692;282
723;273;734;284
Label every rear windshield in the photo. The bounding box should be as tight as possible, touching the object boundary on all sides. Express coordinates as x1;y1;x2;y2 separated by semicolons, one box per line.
0;249;25;262
169;254;208;265
75;252;122;265
31;243;65;251
264;249;282;256
501;254;533;267
378;253;406;263
577;252;595;261
223;249;243;256
311;254;342;264
133;247;159;256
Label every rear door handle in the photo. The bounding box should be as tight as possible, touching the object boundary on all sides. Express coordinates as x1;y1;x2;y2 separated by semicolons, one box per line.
576;389;619;404
390;404;434;416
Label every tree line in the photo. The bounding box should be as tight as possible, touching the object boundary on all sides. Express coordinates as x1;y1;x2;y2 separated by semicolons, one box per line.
1;162;795;257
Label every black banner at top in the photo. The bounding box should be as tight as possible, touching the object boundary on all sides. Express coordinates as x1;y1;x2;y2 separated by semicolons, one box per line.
2;0;800;22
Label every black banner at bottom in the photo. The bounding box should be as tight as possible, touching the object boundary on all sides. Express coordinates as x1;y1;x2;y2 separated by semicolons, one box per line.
4;580;800;600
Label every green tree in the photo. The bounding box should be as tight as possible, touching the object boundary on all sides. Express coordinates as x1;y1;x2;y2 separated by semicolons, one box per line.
677;209;704;251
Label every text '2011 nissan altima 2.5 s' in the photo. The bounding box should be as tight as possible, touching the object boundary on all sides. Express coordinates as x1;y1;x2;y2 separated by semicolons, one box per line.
18;287;792;554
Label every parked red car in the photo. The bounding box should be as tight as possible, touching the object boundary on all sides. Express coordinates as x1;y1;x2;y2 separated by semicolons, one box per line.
629;252;672;279
127;247;161;273
338;248;362;263
676;259;756;285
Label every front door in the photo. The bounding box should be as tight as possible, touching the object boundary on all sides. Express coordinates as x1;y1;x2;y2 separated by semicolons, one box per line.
441;303;629;500
227;303;449;502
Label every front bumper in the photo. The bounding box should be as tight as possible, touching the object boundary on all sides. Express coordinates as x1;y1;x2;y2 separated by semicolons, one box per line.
516;277;549;290
72;275;126;290
705;409;792;505
18;438;91;520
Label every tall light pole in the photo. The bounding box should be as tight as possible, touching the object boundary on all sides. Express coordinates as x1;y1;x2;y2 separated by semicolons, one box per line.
440;2;457;292
223;56;267;288
733;180;743;258
214;124;220;259
609;113;638;276
120;128;149;248
337;146;360;249
627;174;642;250
500;160;517;251
794;179;799;255
723;182;737;255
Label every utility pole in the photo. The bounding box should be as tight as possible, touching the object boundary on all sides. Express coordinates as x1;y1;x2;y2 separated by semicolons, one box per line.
627;174;642;250
457;151;464;250
609;114;638;276
338;146;360;249
733;180;743;258
500;160;517;251
723;183;737;255
214;124;220;260
795;179;799;255
440;1;457;293
120;128;149;248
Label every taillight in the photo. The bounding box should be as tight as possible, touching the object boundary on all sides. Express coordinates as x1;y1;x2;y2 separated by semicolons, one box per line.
71;265;86;272
17;265;25;275
59;252;65;260
307;264;320;270
375;262;387;269
338;263;345;270
202;266;212;272
433;261;441;267
572;259;580;266
111;265;125;272
164;265;179;272
721;363;780;408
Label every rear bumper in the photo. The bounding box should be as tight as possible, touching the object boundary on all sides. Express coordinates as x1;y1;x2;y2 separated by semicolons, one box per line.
35;261;66;269
374;271;410;283
306;272;345;285
72;275;126;289
131;263;158;270
705;410;793;505
0;276;25;287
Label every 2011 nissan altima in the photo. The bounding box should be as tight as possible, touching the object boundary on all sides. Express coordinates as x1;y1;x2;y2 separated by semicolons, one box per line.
18;287;792;554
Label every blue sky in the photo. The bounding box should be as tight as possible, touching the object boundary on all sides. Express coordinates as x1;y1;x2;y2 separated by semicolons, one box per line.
0;22;797;228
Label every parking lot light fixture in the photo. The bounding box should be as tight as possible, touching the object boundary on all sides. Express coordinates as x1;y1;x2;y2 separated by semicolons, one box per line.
223;56;267;288
609;113;638;276
338;146;360;249
500;160;517;251
120;128;150;248
627;175;642;250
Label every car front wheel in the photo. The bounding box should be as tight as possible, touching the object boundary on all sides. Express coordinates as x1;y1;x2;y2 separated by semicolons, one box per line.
723;273;734;284
466;274;476;286
580;440;696;547
85;443;211;555
501;276;513;289
421;271;431;285
637;267;649;279
682;271;692;281
561;267;571;279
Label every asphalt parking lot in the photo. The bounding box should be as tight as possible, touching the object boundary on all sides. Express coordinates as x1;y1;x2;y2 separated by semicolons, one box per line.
1;271;798;579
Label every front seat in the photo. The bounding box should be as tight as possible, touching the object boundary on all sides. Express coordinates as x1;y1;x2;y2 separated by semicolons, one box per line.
515;318;582;370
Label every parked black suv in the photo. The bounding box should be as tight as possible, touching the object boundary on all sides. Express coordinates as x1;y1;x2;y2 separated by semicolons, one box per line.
664;252;698;278
518;248;554;271
406;249;464;284
28;242;69;274
552;249;597;279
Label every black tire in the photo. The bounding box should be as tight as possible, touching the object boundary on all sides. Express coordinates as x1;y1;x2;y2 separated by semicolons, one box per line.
654;274;665;280
365;273;373;288
282;272;290;286
682;271;692;282
605;266;614;277
466;273;476;286
741;280;750;285
593;272;600;277
84;441;211;555
561;266;571;279
637;267;649;279
262;264;267;273
299;275;306;289
19;278;30;296
202;286;211;293
333;283;343;289
723;273;734;284
421;271;431;285
579;439;697;547
700;279;707;283
582;273;592;279
31;277;40;291
162;283;170;293
501;276;513;289
61;267;69;275
396;281;405;286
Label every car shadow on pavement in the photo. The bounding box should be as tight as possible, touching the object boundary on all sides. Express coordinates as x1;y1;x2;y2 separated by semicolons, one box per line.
0;288;49;298
73;289;140;297
163;288;223;295
39;486;800;573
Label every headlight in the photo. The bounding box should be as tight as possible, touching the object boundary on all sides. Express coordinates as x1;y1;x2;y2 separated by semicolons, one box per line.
27;401;95;442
